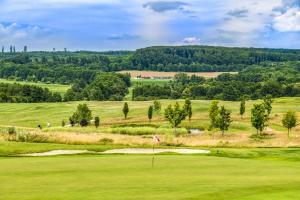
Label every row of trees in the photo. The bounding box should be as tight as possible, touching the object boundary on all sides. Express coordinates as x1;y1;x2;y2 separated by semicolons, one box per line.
63;97;298;137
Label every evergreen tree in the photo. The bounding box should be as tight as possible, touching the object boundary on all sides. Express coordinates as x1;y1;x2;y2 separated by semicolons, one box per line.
123;102;129;119
282;111;298;137
148;106;153;122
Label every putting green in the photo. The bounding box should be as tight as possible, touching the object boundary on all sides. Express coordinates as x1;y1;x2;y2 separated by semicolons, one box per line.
0;155;299;200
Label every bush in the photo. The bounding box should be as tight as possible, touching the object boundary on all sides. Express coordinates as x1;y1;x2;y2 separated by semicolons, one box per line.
8;127;16;135
80;119;89;127
99;138;114;144
16;133;49;143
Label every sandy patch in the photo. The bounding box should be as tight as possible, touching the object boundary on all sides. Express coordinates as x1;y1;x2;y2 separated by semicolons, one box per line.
22;150;93;157
101;148;210;154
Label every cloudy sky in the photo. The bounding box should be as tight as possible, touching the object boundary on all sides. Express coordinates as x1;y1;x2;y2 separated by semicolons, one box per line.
0;0;299;51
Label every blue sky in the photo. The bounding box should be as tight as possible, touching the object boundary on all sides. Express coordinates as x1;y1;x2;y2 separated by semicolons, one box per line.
0;0;299;51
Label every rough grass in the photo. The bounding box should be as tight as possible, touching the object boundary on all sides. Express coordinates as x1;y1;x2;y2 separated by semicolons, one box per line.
1;150;300;199
0;78;70;95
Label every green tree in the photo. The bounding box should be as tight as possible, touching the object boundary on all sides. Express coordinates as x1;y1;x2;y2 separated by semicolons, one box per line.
70;104;92;127
282;111;298;137
240;99;246;119
263;95;273;118
123;102;129;119
164;102;187;136
95;116;100;128
148;106;153;122
251;104;268;135
153;100;161;113
218;106;231;136
184;98;192;121
209;100;219;129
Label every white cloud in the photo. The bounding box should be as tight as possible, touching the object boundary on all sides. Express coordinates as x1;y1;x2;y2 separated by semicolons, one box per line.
273;7;300;32
182;37;200;44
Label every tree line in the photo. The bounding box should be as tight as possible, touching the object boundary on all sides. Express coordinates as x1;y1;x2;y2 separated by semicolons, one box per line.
64;97;298;137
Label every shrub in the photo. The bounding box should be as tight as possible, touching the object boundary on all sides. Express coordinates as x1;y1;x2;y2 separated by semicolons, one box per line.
8;127;16;135
99;138;114;144
8;127;17;135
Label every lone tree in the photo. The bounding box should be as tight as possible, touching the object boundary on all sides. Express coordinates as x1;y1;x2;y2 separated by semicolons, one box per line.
251;103;268;135
95;116;100;128
209;100;219;129
164;102;187;136
240;99;246;119
70;104;92;127
153;100;161;113
263;95;273;118
282;111;298;137
123;102;129;119
61;120;65;127
148;106;153;122
218;106;231;136
184;98;192;121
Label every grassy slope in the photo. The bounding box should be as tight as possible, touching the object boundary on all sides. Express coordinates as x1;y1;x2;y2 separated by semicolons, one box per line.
0;152;300;200
0;98;299;132
0;79;70;95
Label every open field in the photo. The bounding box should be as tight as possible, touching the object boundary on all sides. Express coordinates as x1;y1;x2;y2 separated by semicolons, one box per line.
0;79;70;95
0;97;299;147
1;147;300;199
119;70;238;79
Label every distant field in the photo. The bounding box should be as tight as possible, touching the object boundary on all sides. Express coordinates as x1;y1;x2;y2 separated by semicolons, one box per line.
119;70;238;79
1;150;300;200
0;97;298;132
0;79;70;95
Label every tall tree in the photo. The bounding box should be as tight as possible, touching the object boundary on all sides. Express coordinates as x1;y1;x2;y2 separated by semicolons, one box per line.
184;98;192;121
148;106;153;122
164;102;187;136
24;46;27;53
282;111;298;137
95;116;100;128
218;106;231;136
263;95;273;118
240;99;246;119
123;102;129;119
209;100;219;129
1;46;4;53
251;103;268;135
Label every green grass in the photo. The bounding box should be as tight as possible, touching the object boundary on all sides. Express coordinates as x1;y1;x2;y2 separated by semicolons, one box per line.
1;149;300;199
0;98;299;132
0;79;70;95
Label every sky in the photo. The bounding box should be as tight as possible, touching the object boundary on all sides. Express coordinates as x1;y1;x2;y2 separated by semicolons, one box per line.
0;0;299;51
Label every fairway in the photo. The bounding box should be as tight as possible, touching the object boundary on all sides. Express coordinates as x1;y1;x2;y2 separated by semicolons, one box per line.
0;154;300;200
0;79;70;95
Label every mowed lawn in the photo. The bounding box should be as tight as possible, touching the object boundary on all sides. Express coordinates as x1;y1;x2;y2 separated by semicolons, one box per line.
0;98;299;130
0;79;70;95
0;154;300;200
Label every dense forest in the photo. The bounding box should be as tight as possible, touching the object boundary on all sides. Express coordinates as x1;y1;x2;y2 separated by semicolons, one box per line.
0;45;299;102
0;45;299;85
133;62;300;101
